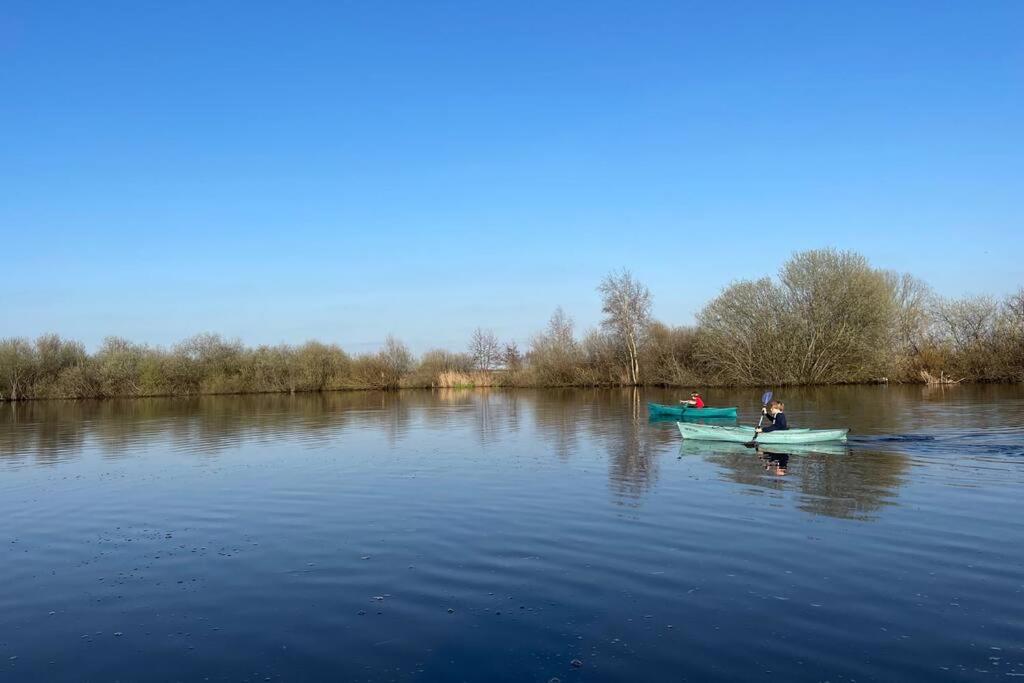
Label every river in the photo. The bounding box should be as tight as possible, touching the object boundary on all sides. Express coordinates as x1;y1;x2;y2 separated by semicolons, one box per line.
2;385;1022;681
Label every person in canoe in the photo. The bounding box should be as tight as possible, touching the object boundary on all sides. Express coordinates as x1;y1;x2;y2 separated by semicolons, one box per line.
755;400;788;433
681;391;705;408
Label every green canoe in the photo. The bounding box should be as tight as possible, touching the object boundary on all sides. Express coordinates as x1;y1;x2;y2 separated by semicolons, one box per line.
648;402;738;418
676;422;848;444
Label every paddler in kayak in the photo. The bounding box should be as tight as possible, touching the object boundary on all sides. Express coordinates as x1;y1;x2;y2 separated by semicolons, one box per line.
680;391;705;408
755;400;788;433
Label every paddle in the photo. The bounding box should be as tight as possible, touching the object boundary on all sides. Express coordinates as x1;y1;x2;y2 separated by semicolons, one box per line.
744;390;774;448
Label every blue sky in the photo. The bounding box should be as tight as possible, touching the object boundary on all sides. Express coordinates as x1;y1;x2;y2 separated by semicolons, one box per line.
2;1;1021;352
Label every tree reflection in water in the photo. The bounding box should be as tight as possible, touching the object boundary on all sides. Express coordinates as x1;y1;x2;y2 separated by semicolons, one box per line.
7;385;1017;523
681;439;910;521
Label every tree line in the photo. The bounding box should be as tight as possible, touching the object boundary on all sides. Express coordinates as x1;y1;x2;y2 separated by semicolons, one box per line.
2;249;1021;400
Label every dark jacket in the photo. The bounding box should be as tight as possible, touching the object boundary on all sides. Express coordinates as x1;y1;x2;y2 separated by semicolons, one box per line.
761;412;788;432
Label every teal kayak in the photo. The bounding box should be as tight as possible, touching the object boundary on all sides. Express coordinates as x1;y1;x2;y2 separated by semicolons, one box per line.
648;402;738;418
650;412;735;424
676;422;848;444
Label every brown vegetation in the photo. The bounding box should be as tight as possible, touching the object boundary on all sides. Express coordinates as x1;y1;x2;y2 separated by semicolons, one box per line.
919;370;961;385
1;249;1021;401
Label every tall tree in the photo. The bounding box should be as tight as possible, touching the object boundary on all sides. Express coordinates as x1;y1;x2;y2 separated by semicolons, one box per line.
0;338;36;401
598;270;652;385
378;335;413;388
469;328;501;371
502;341;522;371
780;249;895;383
529;307;580;385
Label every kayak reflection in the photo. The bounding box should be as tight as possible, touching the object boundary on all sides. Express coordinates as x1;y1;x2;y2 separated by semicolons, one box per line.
675;439;910;520
752;444;850;475
677;440;850;458
649;413;736;425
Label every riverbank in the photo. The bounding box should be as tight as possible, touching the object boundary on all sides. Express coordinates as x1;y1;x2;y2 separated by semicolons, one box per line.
2;373;1016;403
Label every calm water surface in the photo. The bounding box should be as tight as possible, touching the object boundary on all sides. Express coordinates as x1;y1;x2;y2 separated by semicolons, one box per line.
2;385;1023;682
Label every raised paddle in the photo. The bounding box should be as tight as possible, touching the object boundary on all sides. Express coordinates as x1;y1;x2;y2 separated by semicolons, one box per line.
744;390;774;448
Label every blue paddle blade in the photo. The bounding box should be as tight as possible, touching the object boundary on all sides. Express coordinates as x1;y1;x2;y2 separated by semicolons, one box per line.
761;390;773;405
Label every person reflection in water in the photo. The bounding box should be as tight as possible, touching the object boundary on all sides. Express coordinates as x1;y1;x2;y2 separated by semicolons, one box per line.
758;449;789;476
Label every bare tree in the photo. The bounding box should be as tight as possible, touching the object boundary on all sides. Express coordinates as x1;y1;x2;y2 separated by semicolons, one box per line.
933;295;999;353
597;270;652;385
696;277;787;384
642;322;699;386
545;306;575;349
297;341;349;391
1001;288;1024;380
884;271;934;358
780;249;895;383
580;329;621;384
529;307;580;385
469;328;501;371
0;338;36;401
378;335;413;388
697;250;896;384
1003;288;1024;331
503;341;522;371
